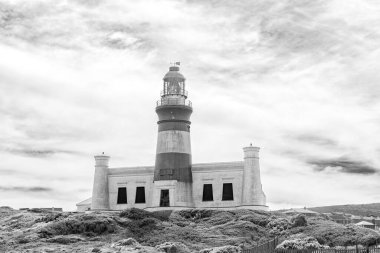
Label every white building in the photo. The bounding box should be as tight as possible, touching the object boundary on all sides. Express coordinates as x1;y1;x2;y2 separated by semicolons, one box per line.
77;64;267;212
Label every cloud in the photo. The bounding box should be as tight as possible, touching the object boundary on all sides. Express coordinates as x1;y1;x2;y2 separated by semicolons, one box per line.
308;158;378;175
0;0;380;210
0;186;52;192
70;0;103;7
292;134;337;147
3;147;82;158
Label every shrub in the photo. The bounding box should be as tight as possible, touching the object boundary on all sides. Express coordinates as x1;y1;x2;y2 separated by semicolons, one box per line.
120;208;172;221
152;210;173;221
120;208;151;220
177;209;214;220
36;213;64;223
38;214;116;237
276;236;328;250
126;218;158;238
237;214;270;227
266;217;291;236
303;221;380;247
292;215;307;227
359;234;380;246
207;212;235;226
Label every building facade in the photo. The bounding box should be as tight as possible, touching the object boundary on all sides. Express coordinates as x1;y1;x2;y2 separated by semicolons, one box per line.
77;65;267;212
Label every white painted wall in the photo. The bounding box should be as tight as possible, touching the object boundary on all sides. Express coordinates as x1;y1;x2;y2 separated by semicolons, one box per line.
85;158;267;211
108;173;154;210
192;166;243;208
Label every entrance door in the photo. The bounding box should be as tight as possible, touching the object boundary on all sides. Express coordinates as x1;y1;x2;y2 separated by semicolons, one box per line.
160;189;170;207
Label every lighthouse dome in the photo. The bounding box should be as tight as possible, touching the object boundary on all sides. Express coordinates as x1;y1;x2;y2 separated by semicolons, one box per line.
163;66;185;80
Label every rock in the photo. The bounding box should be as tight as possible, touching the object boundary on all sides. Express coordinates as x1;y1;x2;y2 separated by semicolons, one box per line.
92;248;101;252
111;238;140;248
41;248;57;253
155;241;191;253
45;235;83;244
199;245;241;253
109;238;164;253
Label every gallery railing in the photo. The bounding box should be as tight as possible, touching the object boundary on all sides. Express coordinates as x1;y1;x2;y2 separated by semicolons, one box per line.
156;98;192;107
160;89;188;97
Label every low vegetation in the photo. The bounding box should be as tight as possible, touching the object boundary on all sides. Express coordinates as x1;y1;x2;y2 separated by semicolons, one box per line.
39;213;116;237
310;203;380;217
0;206;379;252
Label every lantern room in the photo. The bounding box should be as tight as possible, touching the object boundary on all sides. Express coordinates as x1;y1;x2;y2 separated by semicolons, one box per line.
161;65;187;98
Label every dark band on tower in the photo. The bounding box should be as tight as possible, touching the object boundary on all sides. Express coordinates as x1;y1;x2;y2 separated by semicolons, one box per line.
154;65;193;183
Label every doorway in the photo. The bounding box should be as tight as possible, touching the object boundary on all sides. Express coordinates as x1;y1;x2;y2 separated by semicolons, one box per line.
160;189;170;207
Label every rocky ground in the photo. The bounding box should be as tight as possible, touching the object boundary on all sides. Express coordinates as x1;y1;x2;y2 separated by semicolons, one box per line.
0;207;379;253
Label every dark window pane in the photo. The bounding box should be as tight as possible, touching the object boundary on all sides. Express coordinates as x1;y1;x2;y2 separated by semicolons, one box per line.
222;183;234;201
202;184;213;201
160;189;170;207
135;187;146;203
117;187;127;204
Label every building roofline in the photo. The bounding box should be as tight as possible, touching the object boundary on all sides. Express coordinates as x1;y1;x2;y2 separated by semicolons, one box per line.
76;197;92;206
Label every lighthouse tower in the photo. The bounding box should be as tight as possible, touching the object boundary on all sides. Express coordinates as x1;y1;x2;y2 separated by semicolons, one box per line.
152;64;194;208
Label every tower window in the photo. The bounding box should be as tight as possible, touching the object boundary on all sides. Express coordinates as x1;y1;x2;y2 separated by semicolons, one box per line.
202;184;213;201
135;187;146;204
117;187;127;204
160;169;174;180
222;183;234;201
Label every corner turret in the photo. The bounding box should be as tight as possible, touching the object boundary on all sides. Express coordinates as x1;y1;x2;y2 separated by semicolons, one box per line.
91;153;110;210
242;144;266;206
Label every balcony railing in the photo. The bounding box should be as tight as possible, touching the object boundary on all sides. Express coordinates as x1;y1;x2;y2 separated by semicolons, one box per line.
160;89;188;98
156;98;192;107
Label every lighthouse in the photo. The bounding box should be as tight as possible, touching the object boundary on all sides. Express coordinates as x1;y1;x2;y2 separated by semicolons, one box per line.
80;63;269;212
152;63;194;208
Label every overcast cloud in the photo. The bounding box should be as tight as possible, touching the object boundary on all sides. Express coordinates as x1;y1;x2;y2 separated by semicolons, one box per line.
0;0;380;210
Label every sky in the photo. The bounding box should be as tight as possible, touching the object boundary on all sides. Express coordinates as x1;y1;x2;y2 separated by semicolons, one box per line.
0;0;380;211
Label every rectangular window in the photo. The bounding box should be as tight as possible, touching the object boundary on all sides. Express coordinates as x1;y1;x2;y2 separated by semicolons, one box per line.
117;187;127;204
222;183;234;201
135;186;146;204
202;184;213;201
